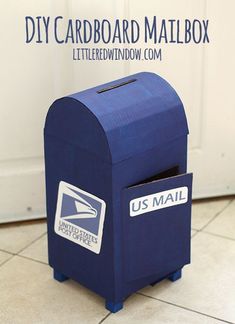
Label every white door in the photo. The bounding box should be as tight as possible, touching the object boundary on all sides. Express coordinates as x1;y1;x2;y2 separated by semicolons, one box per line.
0;0;234;223
189;0;235;198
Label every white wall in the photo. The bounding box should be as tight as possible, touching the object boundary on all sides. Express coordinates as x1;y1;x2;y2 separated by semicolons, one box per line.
1;0;234;222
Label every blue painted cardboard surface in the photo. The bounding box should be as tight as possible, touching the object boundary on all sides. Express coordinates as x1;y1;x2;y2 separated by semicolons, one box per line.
45;72;188;164
44;72;192;304
123;172;192;281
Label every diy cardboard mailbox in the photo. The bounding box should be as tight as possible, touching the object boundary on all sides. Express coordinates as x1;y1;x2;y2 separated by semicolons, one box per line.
44;72;193;313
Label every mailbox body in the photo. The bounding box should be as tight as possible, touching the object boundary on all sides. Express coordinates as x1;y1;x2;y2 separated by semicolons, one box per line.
44;72;192;308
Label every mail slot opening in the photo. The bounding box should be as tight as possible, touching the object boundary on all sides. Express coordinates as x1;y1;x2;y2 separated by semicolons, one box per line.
96;79;137;93
129;166;179;188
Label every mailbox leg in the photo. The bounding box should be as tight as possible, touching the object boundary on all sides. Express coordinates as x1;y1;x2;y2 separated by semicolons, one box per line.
168;269;182;282
53;269;69;282
105;300;123;313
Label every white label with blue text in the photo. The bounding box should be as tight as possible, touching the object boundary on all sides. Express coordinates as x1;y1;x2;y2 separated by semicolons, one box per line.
54;181;106;254
130;186;188;217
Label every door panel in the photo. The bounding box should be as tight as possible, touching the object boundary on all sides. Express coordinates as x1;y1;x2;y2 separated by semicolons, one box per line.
123;173;193;280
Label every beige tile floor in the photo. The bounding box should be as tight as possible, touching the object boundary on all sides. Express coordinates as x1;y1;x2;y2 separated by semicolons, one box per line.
0;197;234;324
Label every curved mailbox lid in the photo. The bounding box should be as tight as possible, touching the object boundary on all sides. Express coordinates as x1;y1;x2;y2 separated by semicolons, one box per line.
45;72;188;164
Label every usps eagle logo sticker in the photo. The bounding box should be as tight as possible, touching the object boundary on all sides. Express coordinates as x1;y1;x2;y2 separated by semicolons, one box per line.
54;181;106;254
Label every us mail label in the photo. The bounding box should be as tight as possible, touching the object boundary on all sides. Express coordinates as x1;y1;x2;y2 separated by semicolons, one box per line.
54;181;106;254
130;186;188;217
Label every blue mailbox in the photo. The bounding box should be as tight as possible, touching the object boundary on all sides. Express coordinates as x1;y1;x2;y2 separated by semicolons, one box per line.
44;72;192;313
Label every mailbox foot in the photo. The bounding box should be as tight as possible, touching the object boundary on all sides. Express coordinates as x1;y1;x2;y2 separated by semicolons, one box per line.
53;269;69;282
105;300;123;313
168;269;182;282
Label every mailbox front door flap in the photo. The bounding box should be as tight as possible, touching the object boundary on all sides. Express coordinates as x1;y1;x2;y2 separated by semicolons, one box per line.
122;172;193;281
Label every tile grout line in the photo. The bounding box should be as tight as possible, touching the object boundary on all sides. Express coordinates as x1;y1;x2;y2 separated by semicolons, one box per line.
0;232;48;268
0;254;15;268
191;228;200;231
191;229;200;238
201;230;235;242
17;254;48;266
191;199;235;242
200;199;234;232
0;247;15;255
136;292;235;324
98;312;111;324
0;233;48;267
17;232;47;255
191;228;235;242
